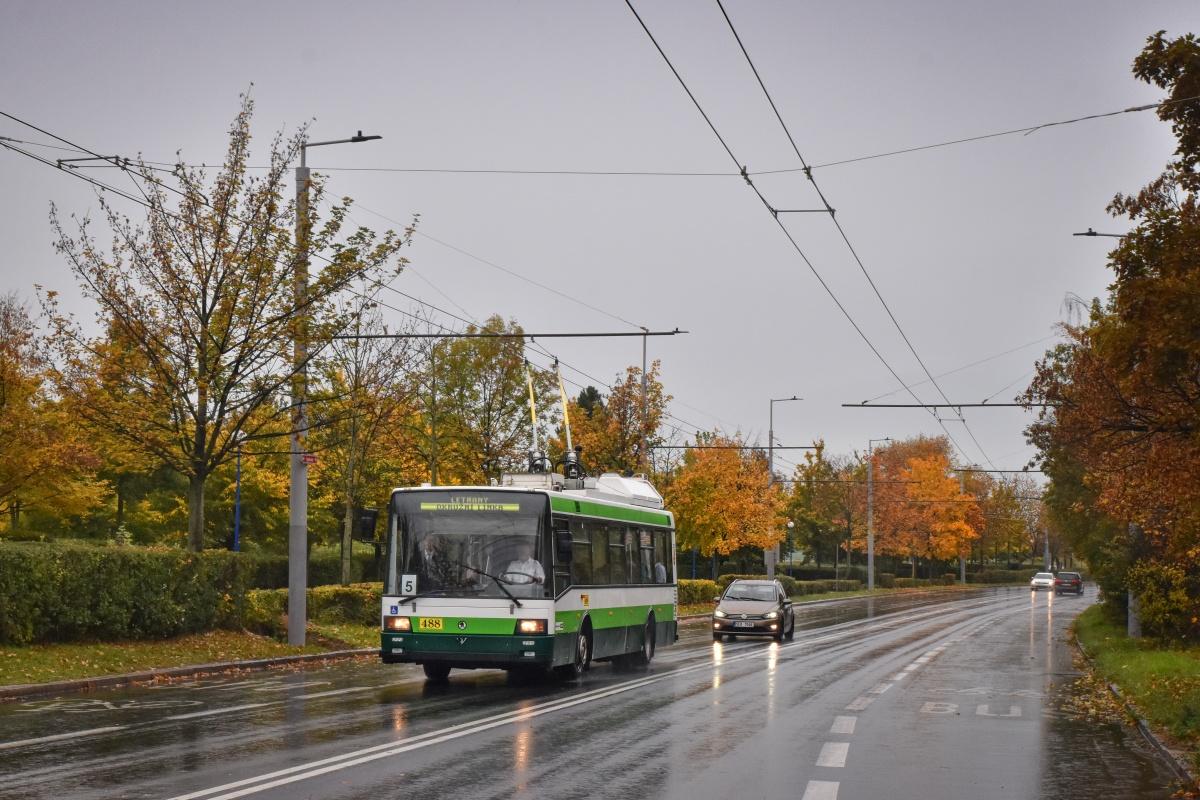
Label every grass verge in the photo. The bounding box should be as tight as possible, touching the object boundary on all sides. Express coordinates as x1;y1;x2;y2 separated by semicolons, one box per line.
0;630;335;687
1074;604;1200;766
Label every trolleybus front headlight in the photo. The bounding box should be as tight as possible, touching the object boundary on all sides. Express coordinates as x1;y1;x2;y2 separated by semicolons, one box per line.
385;616;411;632
517;619;547;634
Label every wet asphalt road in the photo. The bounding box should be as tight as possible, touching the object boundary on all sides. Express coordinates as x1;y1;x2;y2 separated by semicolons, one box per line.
0;588;1180;800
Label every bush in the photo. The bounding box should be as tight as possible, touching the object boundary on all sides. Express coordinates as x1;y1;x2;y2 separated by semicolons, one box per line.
940;573;957;586
0;540;384;645
968;569;1037;585
677;579;719;606
877;572;895;588
244;583;383;637
1126;561;1200;642
715;574;799;596
894;578;932;588
0;541;253;645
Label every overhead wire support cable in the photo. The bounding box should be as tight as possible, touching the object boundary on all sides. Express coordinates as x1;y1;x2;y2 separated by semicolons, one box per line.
333;330;686;340
624;0;974;464
713;0;994;468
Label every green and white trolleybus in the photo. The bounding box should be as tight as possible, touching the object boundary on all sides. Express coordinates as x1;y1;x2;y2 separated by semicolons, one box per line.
381;468;677;681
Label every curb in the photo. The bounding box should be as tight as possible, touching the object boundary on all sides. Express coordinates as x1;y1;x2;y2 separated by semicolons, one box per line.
0;648;376;702
1073;638;1198;786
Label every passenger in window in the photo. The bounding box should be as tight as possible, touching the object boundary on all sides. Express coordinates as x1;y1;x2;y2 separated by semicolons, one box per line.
654;560;668;584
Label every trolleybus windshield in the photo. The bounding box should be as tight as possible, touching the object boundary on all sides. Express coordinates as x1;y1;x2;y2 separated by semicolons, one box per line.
387;491;548;600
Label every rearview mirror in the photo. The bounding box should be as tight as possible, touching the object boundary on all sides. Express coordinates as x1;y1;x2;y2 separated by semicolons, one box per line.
555;528;573;565
352;507;380;543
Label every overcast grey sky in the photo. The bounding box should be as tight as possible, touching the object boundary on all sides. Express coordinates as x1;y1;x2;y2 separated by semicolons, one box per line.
2;1;1194;478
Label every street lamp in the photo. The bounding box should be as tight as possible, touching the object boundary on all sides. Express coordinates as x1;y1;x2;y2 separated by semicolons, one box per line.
866;437;891;591
767;395;802;579
289;130;382;647
1072;228;1125;238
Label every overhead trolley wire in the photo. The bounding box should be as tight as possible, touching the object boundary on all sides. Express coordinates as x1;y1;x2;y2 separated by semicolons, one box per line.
713;0;995;468
623;0;975;465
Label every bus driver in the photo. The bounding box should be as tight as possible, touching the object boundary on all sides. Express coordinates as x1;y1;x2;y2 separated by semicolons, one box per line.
501;540;545;595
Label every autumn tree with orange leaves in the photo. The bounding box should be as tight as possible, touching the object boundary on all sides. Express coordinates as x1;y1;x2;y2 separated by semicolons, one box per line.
1026;31;1200;639
665;434;786;557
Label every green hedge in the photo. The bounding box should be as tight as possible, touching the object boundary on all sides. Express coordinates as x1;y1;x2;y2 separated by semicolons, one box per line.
878;572;896;588
677;579;719;606
714;574;864;597
244;583;382;637
0;541;252;645
716;574;799;596
967;569;1038;585
0;541;383;645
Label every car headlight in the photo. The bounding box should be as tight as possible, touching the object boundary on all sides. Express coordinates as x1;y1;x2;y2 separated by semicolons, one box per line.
714;609;727;618
765;611;779;619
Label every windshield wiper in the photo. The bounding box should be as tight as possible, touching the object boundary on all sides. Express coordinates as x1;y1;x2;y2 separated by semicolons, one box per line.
396;587;482;603
458;562;524;608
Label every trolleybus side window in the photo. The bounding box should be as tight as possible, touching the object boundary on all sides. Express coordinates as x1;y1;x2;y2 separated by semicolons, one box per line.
588;521;609;586
608;526;630;584
638;529;654;584
653;530;672;583
569;519;592;586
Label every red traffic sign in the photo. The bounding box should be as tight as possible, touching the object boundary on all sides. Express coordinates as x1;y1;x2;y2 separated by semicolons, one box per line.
302;453;318;465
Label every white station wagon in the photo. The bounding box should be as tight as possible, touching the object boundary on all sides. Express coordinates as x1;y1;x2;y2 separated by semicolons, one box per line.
1030;572;1056;591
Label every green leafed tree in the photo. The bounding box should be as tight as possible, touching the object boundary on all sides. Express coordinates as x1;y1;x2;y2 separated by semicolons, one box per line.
41;94;413;550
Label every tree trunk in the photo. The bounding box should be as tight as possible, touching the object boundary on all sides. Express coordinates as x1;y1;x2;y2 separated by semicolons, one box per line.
9;501;18;530
341;502;354;585
187;472;205;551
911;559;917;579
116;475;125;527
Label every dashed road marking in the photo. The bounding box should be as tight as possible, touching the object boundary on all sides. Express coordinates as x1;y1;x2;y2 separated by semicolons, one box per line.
830;716;856;735
868;682;892;695
845;695;874;711
976;704;1021;718
801;779;840;799
816;742;849;768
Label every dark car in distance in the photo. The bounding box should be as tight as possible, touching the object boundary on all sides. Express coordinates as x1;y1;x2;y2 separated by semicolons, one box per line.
712;579;795;641
1055;572;1084;595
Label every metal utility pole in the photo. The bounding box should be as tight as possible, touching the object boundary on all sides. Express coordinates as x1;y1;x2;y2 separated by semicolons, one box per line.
767;396;801;579
290;130;381;647
640;327;649;475
867;437;890;591
429;342;438;485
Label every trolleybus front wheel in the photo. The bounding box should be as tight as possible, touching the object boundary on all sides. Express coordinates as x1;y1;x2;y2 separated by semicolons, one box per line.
556;624;592;680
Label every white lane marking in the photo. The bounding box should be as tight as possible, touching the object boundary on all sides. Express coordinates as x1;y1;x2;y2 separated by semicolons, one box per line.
845;695;874;711
0;726;127;751
830;716;857;735
172;597;1027;800
892;672;908;681
298;687;376;700
976;704;1021;718
166;703;272;721
816;741;849;768
164;687;379;722
167;635;824;800
868;682;892;695
920;701;958;714
802;779;840;799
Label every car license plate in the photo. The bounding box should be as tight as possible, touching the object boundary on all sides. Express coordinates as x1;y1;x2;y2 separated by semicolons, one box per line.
418;618;443;631
734;621;754;628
